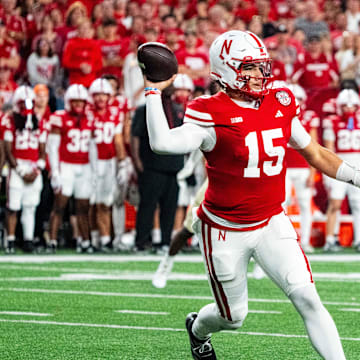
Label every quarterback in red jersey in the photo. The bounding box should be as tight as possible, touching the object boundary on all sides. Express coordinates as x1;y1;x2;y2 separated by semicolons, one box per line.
87;78;127;251
4;86;46;254
48;84;94;253
144;31;353;359
323;89;360;253
285;84;319;253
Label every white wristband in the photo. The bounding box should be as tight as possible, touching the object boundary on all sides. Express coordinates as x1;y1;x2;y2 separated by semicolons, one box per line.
336;161;360;186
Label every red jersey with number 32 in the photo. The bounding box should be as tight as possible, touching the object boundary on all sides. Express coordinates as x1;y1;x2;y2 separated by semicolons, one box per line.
184;89;298;223
286;109;319;168
87;107;122;160
49;110;94;164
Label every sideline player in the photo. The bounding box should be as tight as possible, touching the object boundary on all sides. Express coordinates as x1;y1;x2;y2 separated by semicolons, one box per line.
88;78;127;251
323;89;360;252
48;84;94;253
144;31;350;359
285;84;319;253
4;86;46;253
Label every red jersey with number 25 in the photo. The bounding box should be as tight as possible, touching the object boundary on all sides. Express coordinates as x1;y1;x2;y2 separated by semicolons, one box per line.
184;89;298;224
50;110;94;164
286;109;319;168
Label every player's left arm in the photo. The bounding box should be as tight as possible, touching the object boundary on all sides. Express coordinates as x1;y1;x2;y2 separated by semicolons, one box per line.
292;118;360;186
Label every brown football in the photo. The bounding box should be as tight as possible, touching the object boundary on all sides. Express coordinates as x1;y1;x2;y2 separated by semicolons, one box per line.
137;42;178;82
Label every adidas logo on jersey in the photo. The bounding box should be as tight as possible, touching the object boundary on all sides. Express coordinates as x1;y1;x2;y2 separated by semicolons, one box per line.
231;116;243;123
275;110;283;118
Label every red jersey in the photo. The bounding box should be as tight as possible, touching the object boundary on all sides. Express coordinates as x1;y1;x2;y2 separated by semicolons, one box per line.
62;37;103;87
271;59;287;81
87;107;122;160
323;113;360;155
49;110;94;164
184;89;298;224
4;114;46;162
291;52;339;90
97;38;128;79
175;48;209;87
286;109;319;168
322;97;337;116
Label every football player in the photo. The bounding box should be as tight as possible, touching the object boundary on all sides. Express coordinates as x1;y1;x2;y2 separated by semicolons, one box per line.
101;74;134;248
323;89;360;252
48;84;94;253
144;31;350;359
285;84;320;253
4;86;46;253
88;78;127;251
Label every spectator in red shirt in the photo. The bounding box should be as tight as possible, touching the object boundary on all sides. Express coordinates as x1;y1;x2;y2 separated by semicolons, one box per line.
62;18;102;87
291;34;339;93
176;29;210;88
98;17;128;80
0;65;17;107
267;42;287;81
0;19;19;73
31;15;63;56
0;0;26;46
164;29;182;53
207;4;228;35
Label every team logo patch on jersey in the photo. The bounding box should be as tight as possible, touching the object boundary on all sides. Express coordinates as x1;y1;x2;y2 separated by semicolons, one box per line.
276;91;291;106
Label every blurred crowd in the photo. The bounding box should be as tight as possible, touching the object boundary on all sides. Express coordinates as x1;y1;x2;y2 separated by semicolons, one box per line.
1;0;360;254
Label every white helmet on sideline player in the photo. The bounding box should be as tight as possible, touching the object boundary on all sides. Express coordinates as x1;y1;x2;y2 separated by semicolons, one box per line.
173;74;194;92
336;89;360;109
64;84;88;111
209;30;272;97
13;85;35;113
89;78;114;97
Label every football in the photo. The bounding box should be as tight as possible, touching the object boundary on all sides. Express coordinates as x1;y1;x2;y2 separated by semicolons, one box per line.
137;42;178;82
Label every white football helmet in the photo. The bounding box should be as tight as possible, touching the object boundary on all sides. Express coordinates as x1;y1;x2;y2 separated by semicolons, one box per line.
13;85;35;113
336;89;360;114
89;78;114;97
286;84;307;102
209;30;272;97
173;74;194;92
64;84;88;111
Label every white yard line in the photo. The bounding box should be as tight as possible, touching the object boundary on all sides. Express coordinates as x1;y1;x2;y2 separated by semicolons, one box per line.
0;318;358;342
248;310;282;314
0;254;360;263
1;271;360;282
115;310;169;315
339;308;360;312
0;311;51;316
1;287;359;307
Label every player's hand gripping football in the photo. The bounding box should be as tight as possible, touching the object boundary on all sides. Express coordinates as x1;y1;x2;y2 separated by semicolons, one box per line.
144;74;177;92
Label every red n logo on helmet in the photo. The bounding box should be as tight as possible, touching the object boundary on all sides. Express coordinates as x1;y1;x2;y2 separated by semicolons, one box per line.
219;40;232;60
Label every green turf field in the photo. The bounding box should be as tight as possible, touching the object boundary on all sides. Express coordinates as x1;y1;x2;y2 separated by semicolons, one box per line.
0;252;359;359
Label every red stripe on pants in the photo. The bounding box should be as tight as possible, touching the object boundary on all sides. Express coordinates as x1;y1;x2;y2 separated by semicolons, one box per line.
202;222;226;318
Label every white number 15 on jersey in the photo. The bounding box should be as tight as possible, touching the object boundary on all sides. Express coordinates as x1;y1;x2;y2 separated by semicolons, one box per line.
244;128;285;177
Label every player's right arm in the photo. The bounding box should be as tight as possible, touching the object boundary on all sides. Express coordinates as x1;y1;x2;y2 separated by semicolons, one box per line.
144;77;215;155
